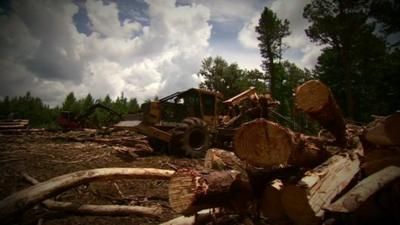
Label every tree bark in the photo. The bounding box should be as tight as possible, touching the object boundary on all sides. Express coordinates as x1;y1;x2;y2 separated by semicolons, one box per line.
294;80;346;145
168;169;250;216
0;168;174;222
281;141;363;225
363;112;400;146
233;119;329;168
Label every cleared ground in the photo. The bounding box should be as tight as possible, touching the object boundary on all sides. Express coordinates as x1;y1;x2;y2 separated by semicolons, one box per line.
0;130;204;225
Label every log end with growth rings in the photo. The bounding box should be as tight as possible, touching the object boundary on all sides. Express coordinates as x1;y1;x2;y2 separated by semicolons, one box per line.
294;80;330;113
234;119;294;167
169;169;207;215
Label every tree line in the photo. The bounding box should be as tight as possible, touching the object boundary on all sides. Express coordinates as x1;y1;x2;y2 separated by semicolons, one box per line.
0;92;140;128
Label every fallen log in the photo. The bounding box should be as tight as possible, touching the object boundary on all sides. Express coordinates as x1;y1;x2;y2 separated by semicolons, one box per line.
0;168;174;222
281;140;363;225
327;166;400;213
168;168;250;215
234;119;329;168
22;173;162;217
294;80;346;145
363;112;400;146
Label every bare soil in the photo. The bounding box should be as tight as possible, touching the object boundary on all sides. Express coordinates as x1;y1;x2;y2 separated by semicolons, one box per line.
0;130;204;225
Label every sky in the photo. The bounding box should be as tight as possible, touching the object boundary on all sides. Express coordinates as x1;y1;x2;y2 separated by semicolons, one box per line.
0;0;321;106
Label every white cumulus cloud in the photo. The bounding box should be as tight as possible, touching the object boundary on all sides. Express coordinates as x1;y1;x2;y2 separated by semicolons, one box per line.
0;0;212;106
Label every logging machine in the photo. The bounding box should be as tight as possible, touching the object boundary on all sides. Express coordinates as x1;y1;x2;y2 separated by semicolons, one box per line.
115;87;279;157
57;102;122;130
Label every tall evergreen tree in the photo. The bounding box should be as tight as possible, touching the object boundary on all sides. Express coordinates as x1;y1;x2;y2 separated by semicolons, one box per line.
255;7;290;98
304;0;372;119
304;0;399;121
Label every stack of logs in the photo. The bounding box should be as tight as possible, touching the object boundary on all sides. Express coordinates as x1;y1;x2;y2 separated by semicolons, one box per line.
168;80;400;225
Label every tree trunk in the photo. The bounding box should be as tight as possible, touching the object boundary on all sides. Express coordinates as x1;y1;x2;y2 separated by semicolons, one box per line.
168;169;250;216
281;142;362;225
363;112;400;146
233;119;329;168
0;168;174;222
294;80;346;145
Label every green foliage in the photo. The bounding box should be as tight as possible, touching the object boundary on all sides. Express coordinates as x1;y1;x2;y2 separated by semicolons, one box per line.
0;92;141;128
198;56;268;99
256;6;290;97
0;92;59;127
304;0;400;122
197;56;314;132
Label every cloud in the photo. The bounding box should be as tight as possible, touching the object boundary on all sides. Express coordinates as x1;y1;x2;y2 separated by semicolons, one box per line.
0;0;212;106
238;14;259;49
237;0;322;69
191;0;259;22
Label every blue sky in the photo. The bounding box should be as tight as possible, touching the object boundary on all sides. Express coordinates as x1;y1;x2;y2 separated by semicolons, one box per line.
0;0;320;106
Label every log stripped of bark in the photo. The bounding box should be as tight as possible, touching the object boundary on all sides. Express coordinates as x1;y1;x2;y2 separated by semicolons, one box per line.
327;166;400;213
234;119;329;168
294;80;346;145
22;173;162;217
0;168;174;222
169;168;247;215
281;144;362;225
364;112;400;146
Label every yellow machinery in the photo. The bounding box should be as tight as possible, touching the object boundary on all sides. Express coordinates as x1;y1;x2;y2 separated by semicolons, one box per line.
115;87;277;158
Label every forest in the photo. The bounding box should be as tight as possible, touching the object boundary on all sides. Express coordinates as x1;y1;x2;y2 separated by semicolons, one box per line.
0;0;399;130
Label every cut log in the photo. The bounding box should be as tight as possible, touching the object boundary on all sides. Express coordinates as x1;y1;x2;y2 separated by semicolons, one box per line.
204;148;245;173
234;119;329;168
260;179;286;220
294;80;346;145
169;168;250;215
0;168;174;222
281;141;362;225
21;173;162;217
364;112;400;145
327;166;400;213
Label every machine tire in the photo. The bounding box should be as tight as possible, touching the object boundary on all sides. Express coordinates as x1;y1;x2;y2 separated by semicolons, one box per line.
171;117;210;158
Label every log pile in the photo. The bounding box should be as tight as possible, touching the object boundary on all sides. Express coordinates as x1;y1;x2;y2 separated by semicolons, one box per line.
0;119;29;130
167;80;400;225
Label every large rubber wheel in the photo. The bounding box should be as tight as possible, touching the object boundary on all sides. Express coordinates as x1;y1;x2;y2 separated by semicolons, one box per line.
171;117;210;158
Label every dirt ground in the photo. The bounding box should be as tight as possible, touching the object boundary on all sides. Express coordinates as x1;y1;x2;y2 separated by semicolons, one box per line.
0;130;204;225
